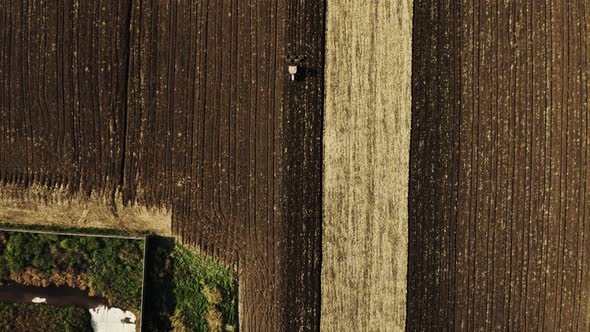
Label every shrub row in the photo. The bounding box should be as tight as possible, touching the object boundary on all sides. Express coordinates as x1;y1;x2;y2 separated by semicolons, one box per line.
0;232;144;311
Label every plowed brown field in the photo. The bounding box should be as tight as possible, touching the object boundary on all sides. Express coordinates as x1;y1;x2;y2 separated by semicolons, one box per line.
0;0;324;330
409;0;590;330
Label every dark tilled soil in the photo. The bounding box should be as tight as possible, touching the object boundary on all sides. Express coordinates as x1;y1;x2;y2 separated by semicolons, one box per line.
409;0;590;330
0;0;324;331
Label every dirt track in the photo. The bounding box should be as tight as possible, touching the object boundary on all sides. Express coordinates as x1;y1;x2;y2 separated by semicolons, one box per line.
409;0;590;330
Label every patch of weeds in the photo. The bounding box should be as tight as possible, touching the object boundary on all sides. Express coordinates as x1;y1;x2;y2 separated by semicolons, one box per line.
142;237;238;331
0;231;144;311
0;302;92;332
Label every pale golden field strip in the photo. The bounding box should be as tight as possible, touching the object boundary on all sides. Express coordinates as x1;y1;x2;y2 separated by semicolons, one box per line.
322;1;413;331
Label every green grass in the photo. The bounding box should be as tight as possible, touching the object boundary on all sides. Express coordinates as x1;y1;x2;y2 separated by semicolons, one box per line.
0;303;92;332
142;237;238;331
172;246;238;330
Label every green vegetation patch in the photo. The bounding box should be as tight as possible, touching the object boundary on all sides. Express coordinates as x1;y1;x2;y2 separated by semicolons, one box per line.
0;224;239;331
0;302;92;332
171;246;238;330
143;237;238;331
0;231;145;311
